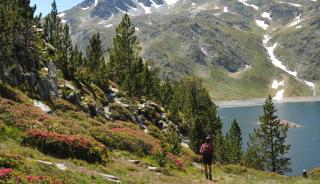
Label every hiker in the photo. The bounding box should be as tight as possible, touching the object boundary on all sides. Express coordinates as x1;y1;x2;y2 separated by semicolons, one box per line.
200;136;214;180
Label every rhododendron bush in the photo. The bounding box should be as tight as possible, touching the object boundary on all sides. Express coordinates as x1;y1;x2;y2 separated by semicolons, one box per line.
23;129;107;163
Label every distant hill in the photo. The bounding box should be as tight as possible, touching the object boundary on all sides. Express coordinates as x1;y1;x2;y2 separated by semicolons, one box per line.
62;0;320;100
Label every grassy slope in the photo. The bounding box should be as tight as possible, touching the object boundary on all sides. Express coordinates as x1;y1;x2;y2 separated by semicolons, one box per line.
2;133;320;184
0;88;319;183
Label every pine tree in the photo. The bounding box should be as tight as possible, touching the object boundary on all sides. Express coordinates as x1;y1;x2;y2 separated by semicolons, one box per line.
60;24;72;79
245;95;291;174
0;1;14;80
213;116;225;163
244;128;265;170
85;33;107;85
70;46;83;81
166;125;182;155
189;116;205;153
225;119;243;164
44;0;62;48
108;13;139;84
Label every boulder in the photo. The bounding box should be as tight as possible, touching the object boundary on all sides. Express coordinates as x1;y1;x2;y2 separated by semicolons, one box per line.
39;61;59;102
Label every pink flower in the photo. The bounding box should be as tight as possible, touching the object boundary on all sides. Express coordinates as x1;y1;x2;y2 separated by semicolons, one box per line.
0;168;13;178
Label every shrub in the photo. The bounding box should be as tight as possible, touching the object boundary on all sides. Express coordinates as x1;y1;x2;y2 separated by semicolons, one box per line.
147;125;165;140
23;129;107;163
166;152;184;170
91;123;161;155
0;168;13;179
0;153;23;169
109;103;131;121
91;128;153;155
154;150;168;167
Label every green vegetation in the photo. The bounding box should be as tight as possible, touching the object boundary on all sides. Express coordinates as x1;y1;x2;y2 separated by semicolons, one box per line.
245;96;291;174
0;0;319;183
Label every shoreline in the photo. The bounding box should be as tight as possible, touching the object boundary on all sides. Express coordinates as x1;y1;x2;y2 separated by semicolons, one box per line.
216;96;320;108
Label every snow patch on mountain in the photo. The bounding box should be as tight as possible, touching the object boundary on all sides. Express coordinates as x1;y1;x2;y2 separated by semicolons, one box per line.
81;7;90;10
279;1;302;7
274;89;285;101
58;13;65;18
263;35;297;76
263;35;316;96
94;0;98;7
238;0;259;10
289;14;303;27
201;47;208;56
272;80;285;89
165;0;180;6
138;2;152;14
261;12;272;21
296;25;302;29
223;7;229;13
256;20;269;30
104;24;113;28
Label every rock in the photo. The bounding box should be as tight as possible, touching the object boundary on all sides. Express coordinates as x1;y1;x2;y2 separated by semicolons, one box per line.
280;120;301;128
39;61;59;102
66;92;81;105
33;100;52;113
128;160;141;164
55;163;67;171
99;173;121;183
36;160;54;166
88;103;98;116
147;166;159;172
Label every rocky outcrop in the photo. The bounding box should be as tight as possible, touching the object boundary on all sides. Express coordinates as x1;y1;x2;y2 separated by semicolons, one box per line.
280;120;301;128
39;61;59;102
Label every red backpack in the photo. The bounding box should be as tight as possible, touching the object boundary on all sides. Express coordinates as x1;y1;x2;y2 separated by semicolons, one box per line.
202;143;213;157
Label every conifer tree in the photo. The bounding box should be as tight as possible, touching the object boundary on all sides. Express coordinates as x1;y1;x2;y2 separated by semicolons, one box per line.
245;95;291;174
190;116;205;153
85;33;107;85
60;24;72;78
44;0;62;48
0;1;14;80
225;119;243;164
108;13;139;84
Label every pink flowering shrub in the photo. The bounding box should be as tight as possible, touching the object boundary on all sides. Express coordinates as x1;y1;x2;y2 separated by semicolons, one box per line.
166;153;184;170
0;168;13;179
0;152;23;169
23;129;107;163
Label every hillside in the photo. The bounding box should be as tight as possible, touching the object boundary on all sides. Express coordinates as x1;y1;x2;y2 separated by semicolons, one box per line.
1;87;320;183
61;0;320;100
1;0;320;183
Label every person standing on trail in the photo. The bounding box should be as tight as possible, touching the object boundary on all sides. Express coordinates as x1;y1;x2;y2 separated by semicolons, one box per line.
200;136;214;180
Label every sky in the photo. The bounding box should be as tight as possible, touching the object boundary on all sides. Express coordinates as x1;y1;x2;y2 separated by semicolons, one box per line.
30;0;83;16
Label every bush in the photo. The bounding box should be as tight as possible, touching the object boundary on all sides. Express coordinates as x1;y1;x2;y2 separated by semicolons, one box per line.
0;168;13;180
91;127;153;155
0;153;23;169
90;123;161;155
166;152;184;170
23;129;107;163
109;103;131;121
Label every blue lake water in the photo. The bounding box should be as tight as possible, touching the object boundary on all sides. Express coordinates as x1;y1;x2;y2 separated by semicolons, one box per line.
219;101;320;176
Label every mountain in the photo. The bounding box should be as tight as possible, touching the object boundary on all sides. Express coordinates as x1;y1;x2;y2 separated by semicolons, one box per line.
61;0;320;100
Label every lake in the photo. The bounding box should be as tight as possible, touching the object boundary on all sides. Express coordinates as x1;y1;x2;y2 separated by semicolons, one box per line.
219;101;320;176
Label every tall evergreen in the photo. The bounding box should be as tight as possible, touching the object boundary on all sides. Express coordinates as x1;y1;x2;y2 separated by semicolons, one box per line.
0;1;14;80
60;24;73;79
245;95;291;174
44;0;62;48
225;119;243;164
84;33;107;86
108;13;142;86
